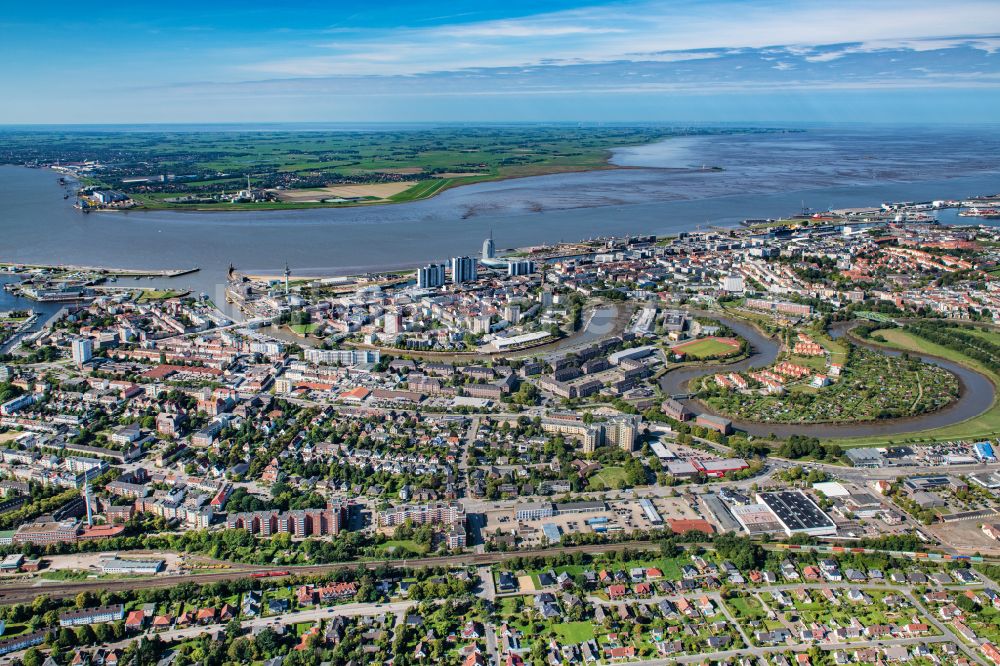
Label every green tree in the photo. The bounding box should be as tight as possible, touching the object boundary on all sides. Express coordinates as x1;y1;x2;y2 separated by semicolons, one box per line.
22;647;43;666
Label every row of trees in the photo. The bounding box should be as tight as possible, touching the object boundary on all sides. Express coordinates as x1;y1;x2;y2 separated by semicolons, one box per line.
906;321;1000;374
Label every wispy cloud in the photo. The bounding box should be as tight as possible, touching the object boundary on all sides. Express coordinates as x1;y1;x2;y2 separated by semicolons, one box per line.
5;0;1000;123
240;0;1000;78
158;42;1000;102
438;22;626;38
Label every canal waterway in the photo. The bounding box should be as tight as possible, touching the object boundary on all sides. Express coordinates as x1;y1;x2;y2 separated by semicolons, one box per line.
658;316;995;439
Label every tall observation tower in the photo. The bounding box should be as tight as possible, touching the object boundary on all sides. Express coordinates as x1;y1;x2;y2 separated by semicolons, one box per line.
283;263;291;295
482;230;495;260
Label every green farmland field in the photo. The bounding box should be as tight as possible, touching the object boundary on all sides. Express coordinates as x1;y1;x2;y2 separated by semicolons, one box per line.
0;125;776;211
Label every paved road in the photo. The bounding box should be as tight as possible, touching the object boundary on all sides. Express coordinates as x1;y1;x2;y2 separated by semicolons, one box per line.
588;580;990;666
477;565;497;602
640;635;961;666
460;416;480;473
485;623;500;666
906;591;988;666
0;599;420;663
460;415;480;499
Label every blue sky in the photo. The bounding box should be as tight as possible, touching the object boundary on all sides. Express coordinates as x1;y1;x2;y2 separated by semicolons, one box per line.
2;0;1000;123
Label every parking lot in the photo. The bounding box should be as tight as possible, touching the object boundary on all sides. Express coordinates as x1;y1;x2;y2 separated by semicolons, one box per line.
486;495;709;547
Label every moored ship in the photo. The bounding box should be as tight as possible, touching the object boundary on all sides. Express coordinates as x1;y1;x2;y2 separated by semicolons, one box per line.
958;207;1000;219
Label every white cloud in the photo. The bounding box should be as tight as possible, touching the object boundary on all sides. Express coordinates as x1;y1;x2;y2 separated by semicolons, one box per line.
801;36;1000;62
241;0;1000;77
438;22;627;38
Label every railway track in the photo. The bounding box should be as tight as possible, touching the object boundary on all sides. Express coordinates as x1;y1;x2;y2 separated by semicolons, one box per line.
0;541;661;604
2;539;995;605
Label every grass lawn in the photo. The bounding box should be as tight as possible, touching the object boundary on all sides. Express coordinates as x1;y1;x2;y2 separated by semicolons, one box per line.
137;289;184;302
654;557;687;581
388;177;494;202
40;570;94;581
534;554;687;581
827;327;1000;447
674;337;741;359
554;622;595;644
785;352;827;373
586;466;629;490
725;596;766;621
968;606;1000;644
376;539;428;556
499;597;523;617
963;327;1000;347
288;323;319;335
1;623;29;638
874;328;945;356
815;329;849;365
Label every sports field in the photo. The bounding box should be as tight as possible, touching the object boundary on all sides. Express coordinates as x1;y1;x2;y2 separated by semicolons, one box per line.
673;336;741;359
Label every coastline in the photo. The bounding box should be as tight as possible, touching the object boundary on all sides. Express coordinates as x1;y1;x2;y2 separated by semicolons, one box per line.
0;262;198;278
3;130;1000;311
37;131;714;214
83;163;697;214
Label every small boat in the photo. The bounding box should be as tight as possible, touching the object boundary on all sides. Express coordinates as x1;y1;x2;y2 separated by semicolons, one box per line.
958;207;1000;219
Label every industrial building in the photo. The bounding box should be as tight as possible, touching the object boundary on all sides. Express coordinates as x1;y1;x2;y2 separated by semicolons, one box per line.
730;504;784;535
845;448;886;468
755;491;837;537
99;557;165;575
638;498;663;525
696;414;732;435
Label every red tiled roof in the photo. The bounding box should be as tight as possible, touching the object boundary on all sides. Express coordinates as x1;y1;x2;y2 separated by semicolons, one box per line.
668;518;714;535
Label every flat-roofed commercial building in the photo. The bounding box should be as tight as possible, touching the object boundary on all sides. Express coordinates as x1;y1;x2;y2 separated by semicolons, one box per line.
731;504;785;535
516;502;554;522
0;554;23;572
665;460;699;478
755;491;837;537
542;523;561;544
639;498;663;525
649;441;675;460
696;458;749;478
99;557;164;575
554;500;606;515
844;447;885;468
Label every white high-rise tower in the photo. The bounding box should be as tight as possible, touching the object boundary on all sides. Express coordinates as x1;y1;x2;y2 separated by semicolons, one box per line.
482;231;495;260
83;481;93;527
